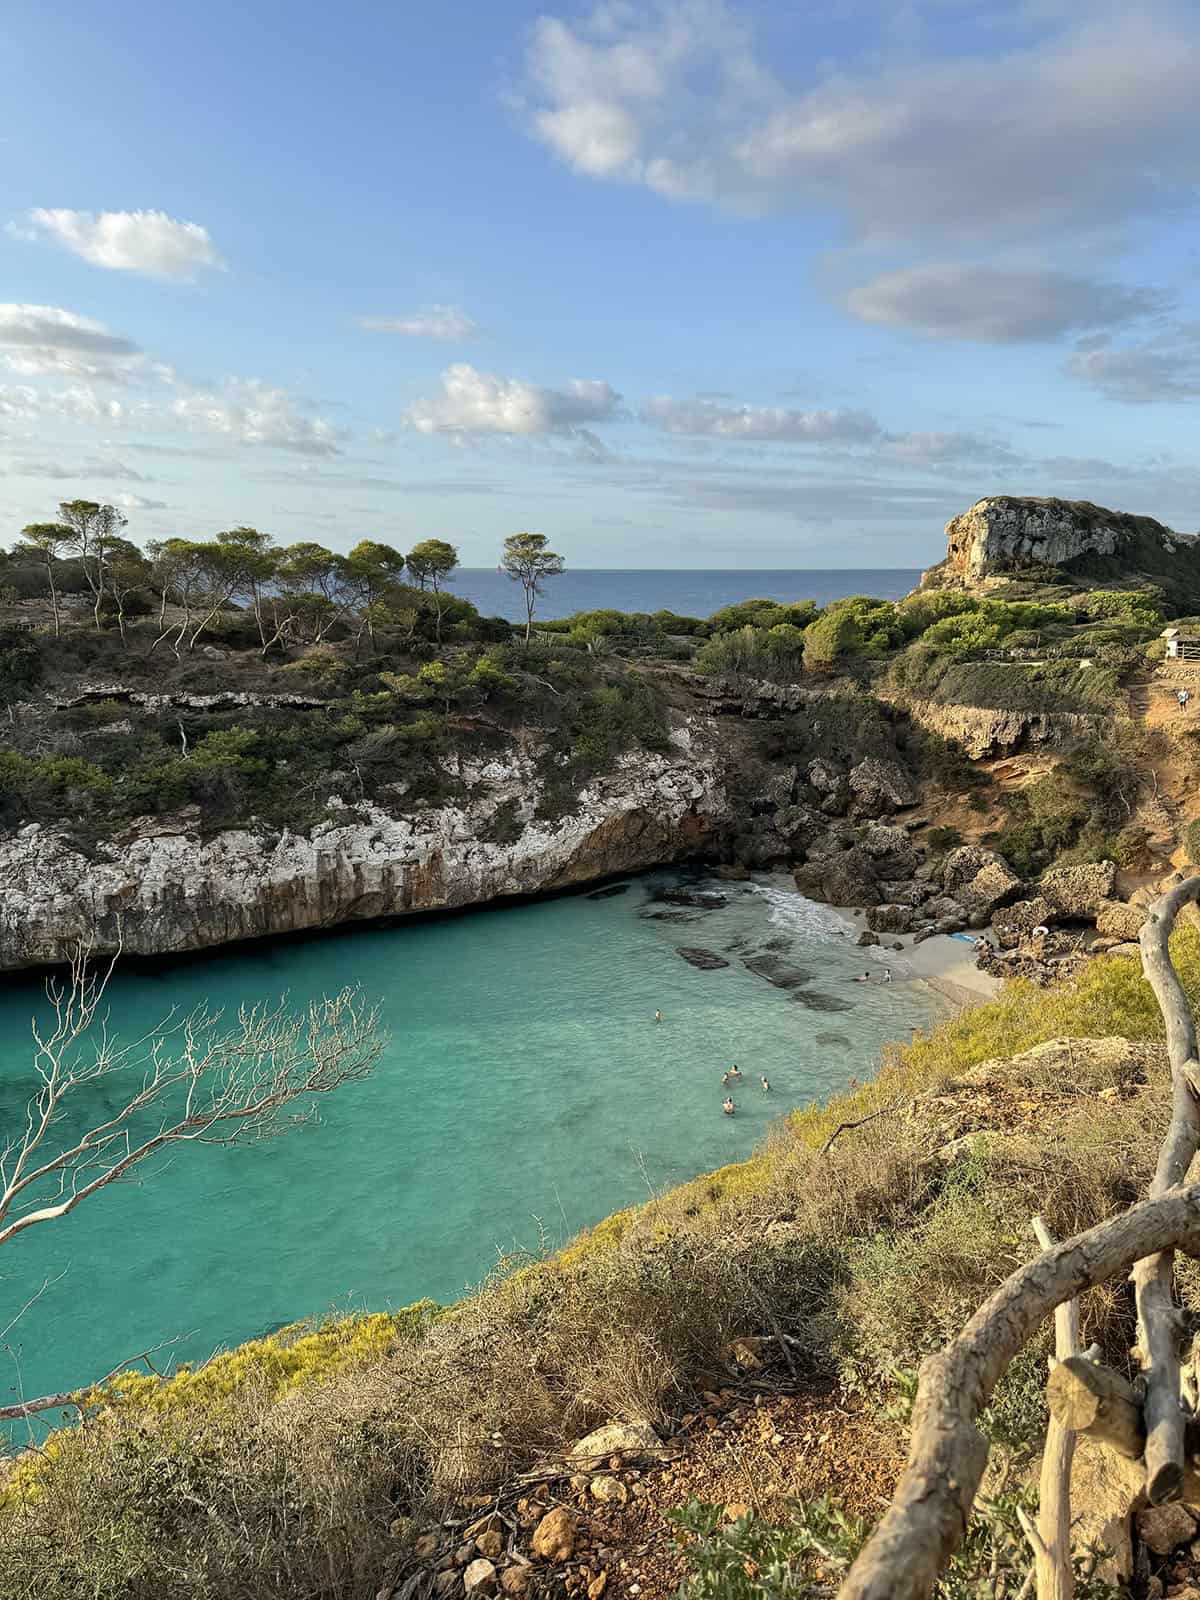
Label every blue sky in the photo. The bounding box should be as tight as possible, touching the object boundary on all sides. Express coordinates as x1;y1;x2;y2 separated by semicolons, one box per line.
2;0;1199;569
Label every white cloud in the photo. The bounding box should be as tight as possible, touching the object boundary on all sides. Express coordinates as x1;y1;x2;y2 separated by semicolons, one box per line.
11;208;225;282
521;4;1200;244
113;492;167;511
643;394;881;443
842;264;1166;343
170;378;347;454
11;456;149;481
1065;325;1200;403
404;363;623;440
358;305;478;340
0;384;128;425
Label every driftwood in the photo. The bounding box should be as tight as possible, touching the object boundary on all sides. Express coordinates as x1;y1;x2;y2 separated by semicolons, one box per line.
838;875;1200;1600
1022;1216;1080;1600
1046;1358;1145;1459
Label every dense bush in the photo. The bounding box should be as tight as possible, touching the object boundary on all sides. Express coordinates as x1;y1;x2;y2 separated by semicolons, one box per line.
694;623;806;682
707;598;819;633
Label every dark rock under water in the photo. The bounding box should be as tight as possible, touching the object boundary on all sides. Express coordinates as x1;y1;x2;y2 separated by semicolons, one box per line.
676;947;732;970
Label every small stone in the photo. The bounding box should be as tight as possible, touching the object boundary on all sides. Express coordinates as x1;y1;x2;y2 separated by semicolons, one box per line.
531;1506;577;1563
500;1568;531;1598
1137;1502;1197;1556
724;1503;751;1523
416;1534;441;1560
464;1558;498;1595
476;1530;503;1560
570;1420;665;1464
455;1543;476;1566
590;1476;628;1506
570;1474;590;1493
588;1574;608;1600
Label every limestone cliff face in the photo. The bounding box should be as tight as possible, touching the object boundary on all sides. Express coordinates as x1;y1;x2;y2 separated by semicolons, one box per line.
937;496;1187;585
896;698;1110;759
0;730;729;970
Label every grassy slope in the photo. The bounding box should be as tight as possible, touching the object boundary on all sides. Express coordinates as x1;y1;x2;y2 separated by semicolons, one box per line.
4;926;1197;1599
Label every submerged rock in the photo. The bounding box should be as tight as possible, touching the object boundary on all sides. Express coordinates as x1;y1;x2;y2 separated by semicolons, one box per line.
587;883;630;900
815;1031;851;1046
791;990;854;1013
740;954;814;988
676;947;730;970
655;888;727;910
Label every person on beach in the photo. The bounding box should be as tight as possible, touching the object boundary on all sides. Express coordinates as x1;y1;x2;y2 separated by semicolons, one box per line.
760;1075;770;1092
722;1097;736;1115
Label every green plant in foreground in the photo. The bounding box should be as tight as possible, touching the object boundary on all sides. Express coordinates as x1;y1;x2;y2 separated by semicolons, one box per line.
671;1488;1120;1600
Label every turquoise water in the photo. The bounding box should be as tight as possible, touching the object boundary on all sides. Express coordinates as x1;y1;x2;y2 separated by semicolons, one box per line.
0;874;931;1421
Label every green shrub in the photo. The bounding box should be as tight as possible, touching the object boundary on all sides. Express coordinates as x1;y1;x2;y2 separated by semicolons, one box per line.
1185;819;1200;865
926;825;963;850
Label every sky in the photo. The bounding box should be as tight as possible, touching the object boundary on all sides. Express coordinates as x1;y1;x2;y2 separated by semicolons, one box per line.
2;0;1199;570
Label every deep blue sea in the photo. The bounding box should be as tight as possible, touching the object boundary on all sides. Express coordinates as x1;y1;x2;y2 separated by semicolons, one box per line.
452;568;922;622
0;872;932;1424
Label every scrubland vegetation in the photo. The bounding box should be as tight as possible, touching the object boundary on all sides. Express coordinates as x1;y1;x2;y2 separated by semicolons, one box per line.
3;928;1195;1598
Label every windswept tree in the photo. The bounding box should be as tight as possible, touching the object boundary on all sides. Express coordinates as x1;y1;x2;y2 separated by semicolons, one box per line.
149;538;212;657
405;539;459;642
501;532;565;644
345;540;407;649
216;527;278;648
102;536;153;645
0;948;382;1419
57;501;127;631
17;524;72;637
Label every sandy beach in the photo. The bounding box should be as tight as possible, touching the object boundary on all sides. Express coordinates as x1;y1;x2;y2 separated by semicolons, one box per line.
828;903;1002;1010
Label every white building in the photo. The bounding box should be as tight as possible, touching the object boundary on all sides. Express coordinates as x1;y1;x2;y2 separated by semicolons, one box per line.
1162;626;1200;662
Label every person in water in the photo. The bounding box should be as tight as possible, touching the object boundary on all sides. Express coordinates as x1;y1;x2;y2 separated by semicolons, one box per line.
729;1064;743;1081
721;1071;730;1087
722;1097;735;1115
882;968;892;983
853;971;871;983
654;1009;662;1024
760;1075;770;1092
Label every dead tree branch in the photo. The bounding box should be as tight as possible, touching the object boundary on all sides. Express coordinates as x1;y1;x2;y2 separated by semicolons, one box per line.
1028;1215;1080;1600
1132;875;1200;1503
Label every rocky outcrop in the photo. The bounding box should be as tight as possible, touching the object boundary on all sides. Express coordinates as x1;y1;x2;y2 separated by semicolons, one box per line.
0;739;730;970
1095;899;1146;941
848;758;917;815
935;496;1188;585
898;699;1111;760
941;847;1022;916
1041;860;1117;918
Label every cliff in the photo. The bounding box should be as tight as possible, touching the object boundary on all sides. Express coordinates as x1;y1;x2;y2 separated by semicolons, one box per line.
0;733;729;969
927;495;1200;601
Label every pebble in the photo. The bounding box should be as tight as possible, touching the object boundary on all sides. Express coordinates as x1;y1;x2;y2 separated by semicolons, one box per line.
463;1558;498;1596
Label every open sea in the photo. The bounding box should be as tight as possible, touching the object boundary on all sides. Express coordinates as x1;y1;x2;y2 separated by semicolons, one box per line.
0;872;932;1425
452;568;922;622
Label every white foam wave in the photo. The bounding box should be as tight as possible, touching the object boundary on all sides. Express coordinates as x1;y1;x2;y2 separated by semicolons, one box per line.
745;883;849;943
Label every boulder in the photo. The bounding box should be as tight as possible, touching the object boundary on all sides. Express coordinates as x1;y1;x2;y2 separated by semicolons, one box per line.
861;822;910;859
866;903;916;934
1040;860;1117;918
1095;900;1145;941
570;1420;666;1464
764;767;799;808
1135;1500;1197;1555
942;846;1021;915
531;1508;577;1563
847;758;917;816
500;1570;531;1599
925;896;967;922
741;954;813;988
464;1560;498;1595
807;758;842;795
854;929;880;947
878;881;925;906
993;896;1056;948
773;804;822;846
819;846;881;907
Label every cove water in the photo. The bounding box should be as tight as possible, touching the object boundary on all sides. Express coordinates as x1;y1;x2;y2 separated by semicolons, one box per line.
0;874;931;1420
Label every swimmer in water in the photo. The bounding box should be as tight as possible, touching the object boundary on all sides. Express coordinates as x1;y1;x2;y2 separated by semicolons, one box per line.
853;971;871;983
729;1064;743;1081
654;1009;662;1024
882;968;892;983
722;1071;730;1087
722;1097;735;1116
760;1075;770;1092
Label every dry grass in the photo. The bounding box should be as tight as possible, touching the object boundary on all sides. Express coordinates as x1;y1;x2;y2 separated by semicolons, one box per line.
2;933;1197;1598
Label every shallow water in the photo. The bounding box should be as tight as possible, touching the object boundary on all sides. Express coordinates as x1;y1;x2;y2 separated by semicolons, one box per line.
0;873;930;1419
